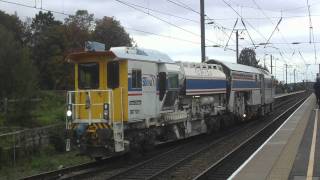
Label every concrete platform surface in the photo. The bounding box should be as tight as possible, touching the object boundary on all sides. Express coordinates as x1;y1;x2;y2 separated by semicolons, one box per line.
274;90;305;99
229;94;319;180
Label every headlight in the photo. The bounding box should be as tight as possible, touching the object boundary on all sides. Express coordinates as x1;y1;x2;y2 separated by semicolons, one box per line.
67;104;72;119
67;110;72;117
103;103;109;121
242;113;247;118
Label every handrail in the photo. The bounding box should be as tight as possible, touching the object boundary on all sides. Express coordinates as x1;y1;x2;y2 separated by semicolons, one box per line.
67;89;112;93
66;89;113;124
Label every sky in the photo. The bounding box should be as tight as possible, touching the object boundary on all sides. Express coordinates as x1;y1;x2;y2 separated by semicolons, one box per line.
1;0;320;82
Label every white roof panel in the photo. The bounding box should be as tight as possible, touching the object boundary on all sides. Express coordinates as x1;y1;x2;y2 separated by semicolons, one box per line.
179;62;226;79
110;47;174;63
208;59;262;74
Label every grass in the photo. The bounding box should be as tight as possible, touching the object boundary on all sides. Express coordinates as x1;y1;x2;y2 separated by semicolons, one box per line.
1;91;66;127
32;91;65;126
0;113;4;127
0;91;92;180
0;145;91;179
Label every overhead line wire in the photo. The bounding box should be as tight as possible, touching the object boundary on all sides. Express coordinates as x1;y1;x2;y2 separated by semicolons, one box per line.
0;0;72;16
240;18;256;47
298;51;307;64
166;0;232;30
251;0;296;61
306;0;317;64
223;0;293;65
166;0;199;14
122;1;199;23
124;27;200;45
222;0;267;41
166;0;234;41
0;0;208;46
220;0;263;54
114;0;223;47
207;14;320;21
127;0;240;49
228;0;320;13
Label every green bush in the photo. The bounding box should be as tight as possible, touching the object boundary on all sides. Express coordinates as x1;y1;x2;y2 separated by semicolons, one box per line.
32;91;65;126
49;131;65;153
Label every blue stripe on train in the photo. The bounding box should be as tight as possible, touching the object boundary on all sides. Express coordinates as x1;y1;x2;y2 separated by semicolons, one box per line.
186;79;227;89
128;78;228;91
232;80;259;89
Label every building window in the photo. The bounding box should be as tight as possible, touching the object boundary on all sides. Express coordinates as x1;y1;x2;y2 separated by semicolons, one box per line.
78;63;99;89
132;69;142;88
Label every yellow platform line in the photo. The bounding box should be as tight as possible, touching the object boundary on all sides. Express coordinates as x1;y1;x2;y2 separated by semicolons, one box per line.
307;109;318;180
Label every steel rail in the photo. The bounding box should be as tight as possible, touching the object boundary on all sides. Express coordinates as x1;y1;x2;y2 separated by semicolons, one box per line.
193;94;309;180
106;92;307;180
20;91;306;180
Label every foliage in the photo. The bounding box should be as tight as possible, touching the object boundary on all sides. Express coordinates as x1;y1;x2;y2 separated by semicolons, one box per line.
30;11;72;90
64;10;94;49
93;16;132;50
238;48;258;66
0;11;25;43
31;91;65;126
0;148;90;179
0;9;133;126
0;25;38;126
31;11;61;34
28;10;133;90
65;10;94;32
238;48;268;71
49;131;65;152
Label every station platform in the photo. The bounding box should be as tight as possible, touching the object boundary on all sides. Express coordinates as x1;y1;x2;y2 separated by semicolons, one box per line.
274;90;306;99
230;94;319;180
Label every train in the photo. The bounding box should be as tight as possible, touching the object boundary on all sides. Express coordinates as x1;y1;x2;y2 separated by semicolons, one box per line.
65;44;275;159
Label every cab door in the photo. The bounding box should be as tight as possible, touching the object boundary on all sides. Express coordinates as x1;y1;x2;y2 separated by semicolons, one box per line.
141;63;158;118
76;61;105;120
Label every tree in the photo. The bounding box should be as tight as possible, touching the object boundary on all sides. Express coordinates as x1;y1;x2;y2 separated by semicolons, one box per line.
31;11;61;34
0;25;38;125
33;25;71;89
238;48;259;67
30;11;72;89
93;16;132;50
238;48;268;71
0;10;25;43
64;10;94;49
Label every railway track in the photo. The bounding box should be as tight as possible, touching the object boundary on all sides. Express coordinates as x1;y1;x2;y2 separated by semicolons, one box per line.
21;91;308;180
20;140;186;180
102;92;308;180
20;129;212;180
21;155;122;180
106;127;245;180
193;94;309;180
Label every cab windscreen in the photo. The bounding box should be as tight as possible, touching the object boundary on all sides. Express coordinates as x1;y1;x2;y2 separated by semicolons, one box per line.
78;63;99;89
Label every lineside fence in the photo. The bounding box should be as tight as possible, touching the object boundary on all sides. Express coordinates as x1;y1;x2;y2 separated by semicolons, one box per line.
0;123;65;167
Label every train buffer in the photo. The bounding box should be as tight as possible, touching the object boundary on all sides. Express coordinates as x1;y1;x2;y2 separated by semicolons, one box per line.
230;93;320;180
